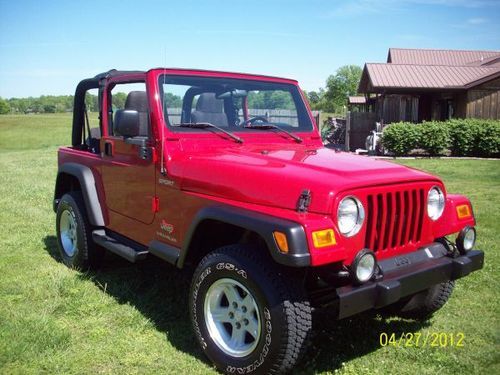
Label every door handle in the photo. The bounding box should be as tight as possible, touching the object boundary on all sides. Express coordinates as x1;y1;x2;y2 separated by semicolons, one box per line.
104;141;113;156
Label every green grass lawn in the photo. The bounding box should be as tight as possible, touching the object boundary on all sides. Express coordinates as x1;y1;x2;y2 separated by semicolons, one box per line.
1;114;499;374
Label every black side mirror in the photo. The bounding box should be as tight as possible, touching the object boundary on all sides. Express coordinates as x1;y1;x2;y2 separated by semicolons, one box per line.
114;109;140;137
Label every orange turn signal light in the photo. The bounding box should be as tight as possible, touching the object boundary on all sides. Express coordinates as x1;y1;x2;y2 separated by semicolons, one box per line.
456;204;471;219
273;231;289;253
312;229;336;248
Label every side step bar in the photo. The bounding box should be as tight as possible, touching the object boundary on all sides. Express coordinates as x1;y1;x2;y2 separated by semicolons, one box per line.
92;229;149;263
148;240;179;265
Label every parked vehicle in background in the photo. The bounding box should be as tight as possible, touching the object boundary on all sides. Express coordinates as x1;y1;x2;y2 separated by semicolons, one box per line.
53;68;484;374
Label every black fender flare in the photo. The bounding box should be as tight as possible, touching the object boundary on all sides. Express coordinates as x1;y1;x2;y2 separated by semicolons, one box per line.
178;205;311;268
54;163;105;227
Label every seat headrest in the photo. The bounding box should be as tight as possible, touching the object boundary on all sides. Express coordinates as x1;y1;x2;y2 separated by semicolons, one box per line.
196;93;224;113
125;91;148;112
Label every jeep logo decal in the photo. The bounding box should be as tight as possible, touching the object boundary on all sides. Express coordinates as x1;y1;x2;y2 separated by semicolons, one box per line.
394;256;411;267
160;219;174;234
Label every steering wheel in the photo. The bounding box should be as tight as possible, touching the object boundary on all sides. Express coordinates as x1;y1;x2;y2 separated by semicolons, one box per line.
244;116;269;125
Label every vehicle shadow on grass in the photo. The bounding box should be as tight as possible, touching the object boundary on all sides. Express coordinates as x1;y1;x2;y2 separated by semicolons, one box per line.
295;310;431;374
44;235;430;374
43;235;206;362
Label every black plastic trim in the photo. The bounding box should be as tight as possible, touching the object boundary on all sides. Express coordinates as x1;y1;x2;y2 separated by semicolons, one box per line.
177;205;311;268
92;229;148;263
378;242;448;274
335;248;484;319
54;163;105;227
148;240;180;265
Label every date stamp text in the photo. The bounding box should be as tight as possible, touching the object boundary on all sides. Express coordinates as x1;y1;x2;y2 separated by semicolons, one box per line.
380;332;465;348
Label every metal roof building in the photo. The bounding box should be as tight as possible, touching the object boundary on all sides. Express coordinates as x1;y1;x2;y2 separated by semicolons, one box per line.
387;48;500;66
358;48;500;122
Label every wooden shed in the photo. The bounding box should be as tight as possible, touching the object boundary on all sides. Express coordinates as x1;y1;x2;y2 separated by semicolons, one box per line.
358;48;500;123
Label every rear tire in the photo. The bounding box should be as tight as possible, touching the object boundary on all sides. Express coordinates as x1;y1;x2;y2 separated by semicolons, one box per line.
189;245;312;374
382;281;455;320
56;191;103;270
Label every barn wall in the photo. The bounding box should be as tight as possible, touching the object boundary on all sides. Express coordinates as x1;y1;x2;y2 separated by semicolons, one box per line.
466;78;500;120
380;94;419;123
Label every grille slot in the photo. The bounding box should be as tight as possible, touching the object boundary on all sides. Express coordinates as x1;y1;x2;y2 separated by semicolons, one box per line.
365;189;425;252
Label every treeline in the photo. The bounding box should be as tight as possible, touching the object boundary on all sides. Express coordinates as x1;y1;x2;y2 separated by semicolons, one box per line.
0;65;363;115
0;95;96;114
0;93;135;114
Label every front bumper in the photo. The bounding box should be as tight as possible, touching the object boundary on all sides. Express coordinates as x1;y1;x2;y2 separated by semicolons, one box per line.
335;245;484;319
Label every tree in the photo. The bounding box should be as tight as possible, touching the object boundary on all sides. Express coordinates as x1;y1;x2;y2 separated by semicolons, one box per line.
0;97;10;114
43;104;57;113
303;89;327;111
112;92;127;109
247;90;295;110
164;93;182;108
324;65;362;113
85;93;99;112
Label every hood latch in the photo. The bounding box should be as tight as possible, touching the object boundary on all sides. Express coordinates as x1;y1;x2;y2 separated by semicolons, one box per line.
297;189;312;213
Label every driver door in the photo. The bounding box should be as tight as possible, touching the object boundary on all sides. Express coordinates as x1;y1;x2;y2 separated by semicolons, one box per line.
100;79;156;225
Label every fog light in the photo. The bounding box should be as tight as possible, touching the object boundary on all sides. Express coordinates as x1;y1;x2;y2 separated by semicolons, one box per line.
352;249;377;284
456;226;476;254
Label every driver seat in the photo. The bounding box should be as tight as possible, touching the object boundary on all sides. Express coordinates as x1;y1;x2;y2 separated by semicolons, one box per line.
191;93;228;127
125;91;149;136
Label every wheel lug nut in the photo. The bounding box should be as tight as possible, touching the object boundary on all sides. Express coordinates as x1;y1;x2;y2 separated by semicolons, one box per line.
229;312;234;319
235;322;241;329
243;319;249;325
232;302;238;308
241;306;247;313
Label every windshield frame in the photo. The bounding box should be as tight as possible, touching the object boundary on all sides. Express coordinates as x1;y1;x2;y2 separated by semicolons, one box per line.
157;74;315;134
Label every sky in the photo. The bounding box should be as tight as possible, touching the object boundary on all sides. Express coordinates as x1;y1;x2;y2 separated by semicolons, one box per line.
1;0;499;98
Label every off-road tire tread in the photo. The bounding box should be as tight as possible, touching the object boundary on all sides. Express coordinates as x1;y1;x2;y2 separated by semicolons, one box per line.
193;245;312;374
57;191;102;269
399;281;455;320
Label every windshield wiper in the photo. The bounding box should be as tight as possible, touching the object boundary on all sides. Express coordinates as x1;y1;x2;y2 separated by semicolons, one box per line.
174;122;243;144
244;124;303;143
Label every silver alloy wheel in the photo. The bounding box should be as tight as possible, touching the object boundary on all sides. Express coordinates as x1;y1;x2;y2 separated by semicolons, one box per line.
59;209;78;257
204;278;261;357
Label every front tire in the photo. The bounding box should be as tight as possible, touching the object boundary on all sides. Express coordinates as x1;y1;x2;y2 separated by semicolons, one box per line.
189;245;312;374
382;281;455;320
56;191;103;269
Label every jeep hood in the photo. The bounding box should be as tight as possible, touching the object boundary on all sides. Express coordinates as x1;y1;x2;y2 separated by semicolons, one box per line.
179;144;439;214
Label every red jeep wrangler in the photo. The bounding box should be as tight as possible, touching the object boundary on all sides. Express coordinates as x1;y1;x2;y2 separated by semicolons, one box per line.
54;69;483;374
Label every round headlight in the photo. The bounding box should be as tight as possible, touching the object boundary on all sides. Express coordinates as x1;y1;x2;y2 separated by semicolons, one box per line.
456;226;476;254
427;186;445;220
352;249;377;284
337;196;364;237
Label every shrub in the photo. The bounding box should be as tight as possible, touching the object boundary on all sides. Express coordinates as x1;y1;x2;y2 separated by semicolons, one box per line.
446;119;500;157
381;122;419;156
417;121;450;156
381;119;500;157
447;119;480;156
475;120;500;157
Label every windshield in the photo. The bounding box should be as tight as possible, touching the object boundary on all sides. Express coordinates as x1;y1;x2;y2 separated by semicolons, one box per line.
159;75;313;132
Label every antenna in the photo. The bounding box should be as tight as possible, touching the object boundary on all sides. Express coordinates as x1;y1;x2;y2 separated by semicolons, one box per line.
160;48;167;175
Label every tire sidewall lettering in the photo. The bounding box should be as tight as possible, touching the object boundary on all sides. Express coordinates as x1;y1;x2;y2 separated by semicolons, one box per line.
225;306;272;374
192;266;212;350
216;262;247;279
192;260;273;374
